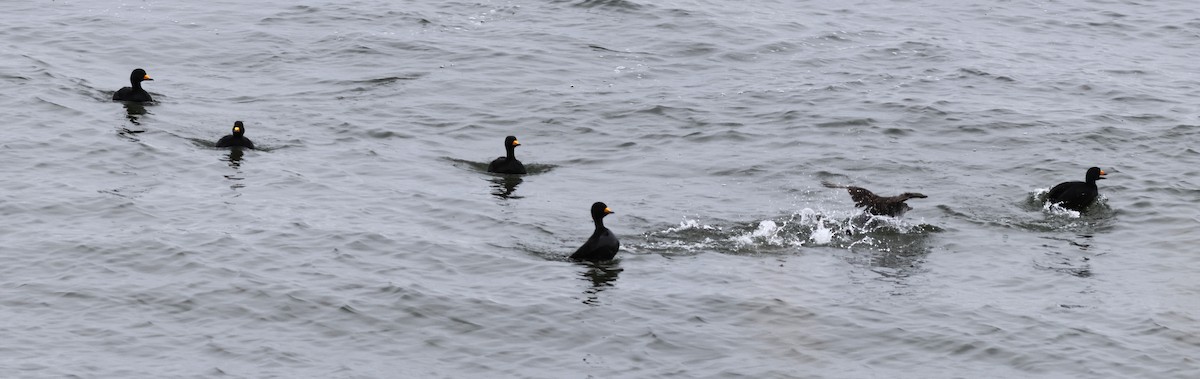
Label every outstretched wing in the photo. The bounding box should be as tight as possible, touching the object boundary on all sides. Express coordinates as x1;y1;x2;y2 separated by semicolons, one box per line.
824;181;879;209
844;186;878;208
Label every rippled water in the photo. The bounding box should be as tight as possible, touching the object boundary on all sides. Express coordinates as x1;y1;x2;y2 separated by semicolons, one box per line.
3;0;1199;377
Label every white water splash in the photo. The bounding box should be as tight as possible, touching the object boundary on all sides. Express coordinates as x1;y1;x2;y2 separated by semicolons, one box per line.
730;220;788;246
809;218;834;245
1043;201;1082;218
641;208;935;254
1033;187;1083;218
663;219;719;233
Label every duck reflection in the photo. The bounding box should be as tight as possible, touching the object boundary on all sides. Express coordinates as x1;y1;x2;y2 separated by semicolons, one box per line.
578;260;622;306
224;148;245;169
489;174;523;199
123;102;147;124
843;229;934;280
222;149;246;191
118;102;148;139
1034;234;1095;278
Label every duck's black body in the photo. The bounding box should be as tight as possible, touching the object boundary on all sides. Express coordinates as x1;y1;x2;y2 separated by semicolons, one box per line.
487;136;526;174
113;68;154;102
1046;167;1106;211
822;181;927;217
216;121;255;149
570;202;620;261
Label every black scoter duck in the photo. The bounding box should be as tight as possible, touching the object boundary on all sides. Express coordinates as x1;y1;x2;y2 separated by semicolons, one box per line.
823;181;927;217
487;136;526;174
113;68;154;102
1046;167;1106;211
570;202;620;261
216;121;255;149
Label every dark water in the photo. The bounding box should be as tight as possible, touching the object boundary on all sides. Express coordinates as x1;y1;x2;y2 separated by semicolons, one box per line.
3;0;1199;377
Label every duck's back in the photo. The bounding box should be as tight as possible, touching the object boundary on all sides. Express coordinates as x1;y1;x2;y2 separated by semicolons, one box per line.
1047;181;1096;210
113;87;152;102
216;135;254;149
488;157;526;174
570;228;620;261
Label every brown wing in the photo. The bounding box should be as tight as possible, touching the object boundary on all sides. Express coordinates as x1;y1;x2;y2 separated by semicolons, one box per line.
823;181;881;209
824;181;926;216
844;186;880;208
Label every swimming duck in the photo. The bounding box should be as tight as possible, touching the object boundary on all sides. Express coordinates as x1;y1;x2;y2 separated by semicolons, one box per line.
570;202;620;261
487;136;526;174
216;121;255;149
1046;167;1106;211
822;181;927;217
113;68;154;102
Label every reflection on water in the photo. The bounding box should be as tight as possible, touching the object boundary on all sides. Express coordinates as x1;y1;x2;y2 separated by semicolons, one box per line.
118;102;148;140
223;174;246;191
1034;234;1097;278
224;148;245;169
122;102;147;125
490;174;523;199
116;128;143;142
842;229;934;279
222;148;246;191
577;260;622;306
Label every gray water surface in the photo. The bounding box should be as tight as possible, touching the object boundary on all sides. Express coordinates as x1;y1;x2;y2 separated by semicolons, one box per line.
2;0;1199;378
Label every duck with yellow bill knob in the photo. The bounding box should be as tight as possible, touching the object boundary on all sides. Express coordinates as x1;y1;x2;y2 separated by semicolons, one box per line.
570;202;620;261
113;68;154;102
487;136;526;174
216;121;255;149
1046;167;1107;211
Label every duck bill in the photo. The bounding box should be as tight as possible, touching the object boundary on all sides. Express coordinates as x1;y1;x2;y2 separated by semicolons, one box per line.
143;75;153;81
